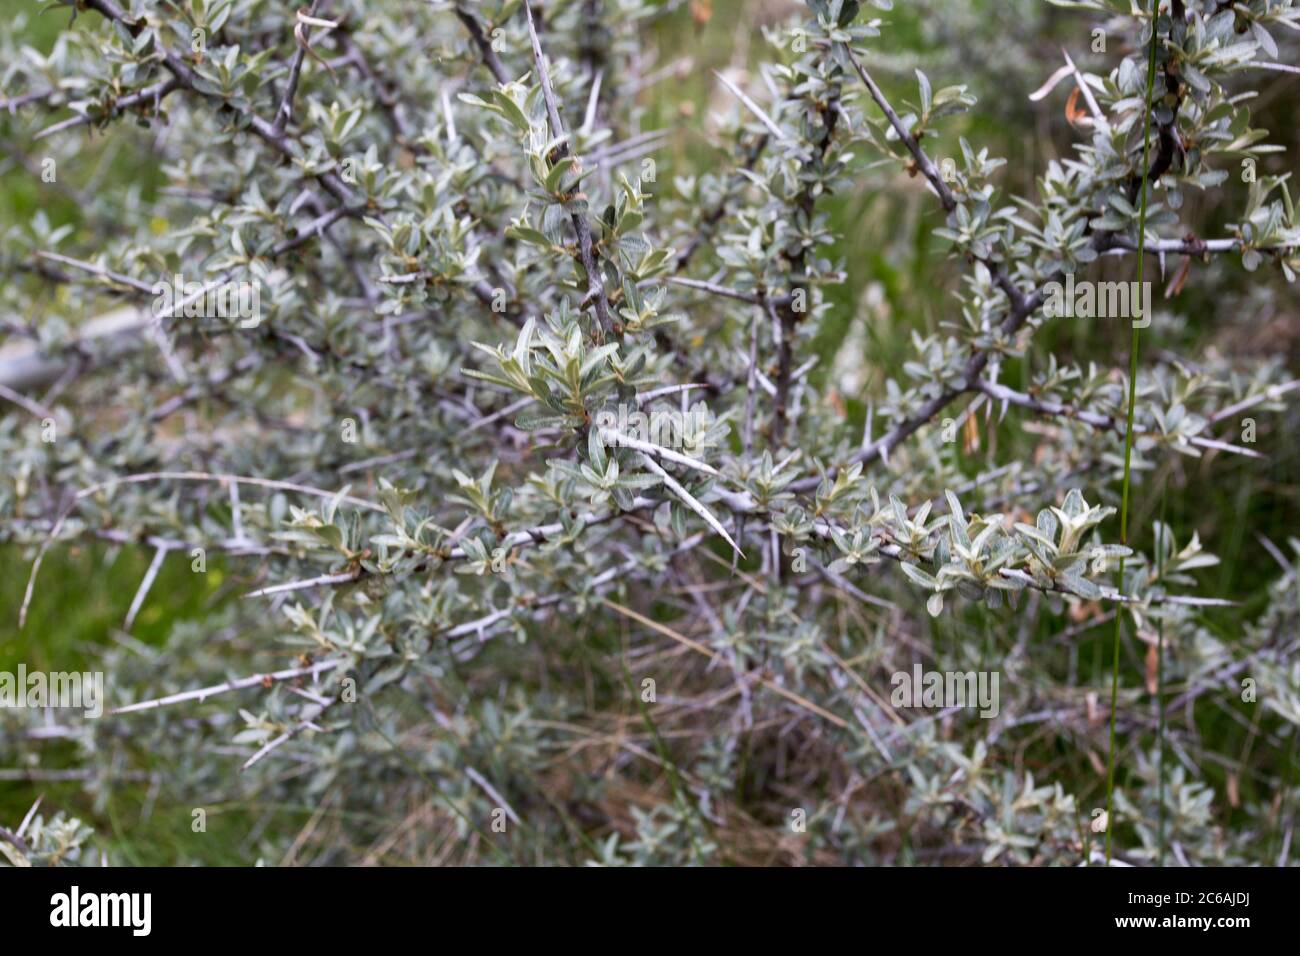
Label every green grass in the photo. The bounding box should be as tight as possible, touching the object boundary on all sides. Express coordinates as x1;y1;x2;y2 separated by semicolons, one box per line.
0;544;231;674
0;543;233;846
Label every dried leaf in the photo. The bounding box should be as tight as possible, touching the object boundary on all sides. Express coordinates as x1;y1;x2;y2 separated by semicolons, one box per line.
1065;87;1090;127
963;410;980;454
1164;255;1193;298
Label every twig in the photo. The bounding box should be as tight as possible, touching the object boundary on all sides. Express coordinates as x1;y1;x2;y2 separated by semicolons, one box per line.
108;660;344;716
0;825;31;858
667;276;791;306
123;544;169;632
453;3;512;85
33;79;179;140
463;766;522;825
712;70;787;140
1207;379;1300;424
18;471;381;629
977;378;1265;459
838;42;1027;311
273;2;332;134
601;598;848;729
522;0;614;338
241;699;337;771
1061;48;1104;122
0;382;54;419
245;570;361;598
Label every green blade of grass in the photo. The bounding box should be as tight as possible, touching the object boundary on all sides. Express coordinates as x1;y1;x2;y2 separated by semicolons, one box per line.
1105;0;1162;866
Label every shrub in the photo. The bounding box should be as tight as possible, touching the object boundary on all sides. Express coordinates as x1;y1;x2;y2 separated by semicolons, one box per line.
1;0;1298;866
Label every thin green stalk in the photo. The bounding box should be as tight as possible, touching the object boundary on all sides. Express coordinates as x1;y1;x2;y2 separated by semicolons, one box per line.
1270;563;1300;864
620;656;718;863
1157;478;1167;866
1106;1;1162;866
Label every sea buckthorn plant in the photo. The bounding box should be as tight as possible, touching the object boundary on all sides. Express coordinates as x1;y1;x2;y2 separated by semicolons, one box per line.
1;0;1298;866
